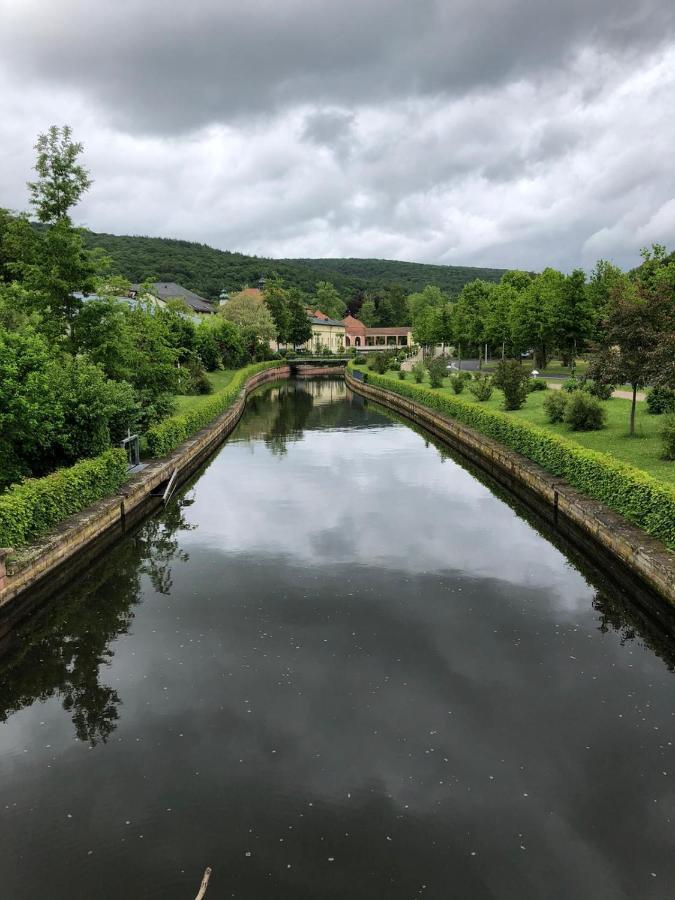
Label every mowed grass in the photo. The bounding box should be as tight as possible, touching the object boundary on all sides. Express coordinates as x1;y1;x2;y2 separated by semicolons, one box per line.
173;369;235;415
365;368;674;487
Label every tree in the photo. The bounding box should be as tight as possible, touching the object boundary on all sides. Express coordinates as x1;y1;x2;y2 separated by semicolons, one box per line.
27;125;92;224
358;296;377;326
263;275;290;347
510;268;563;369
484;282;516;358
287;288;312;347
492;359;530;410
588;283;655;435
407;285;445;322
550;269;591;368
220;291;276;343
315;281;346;320
453;279;493;362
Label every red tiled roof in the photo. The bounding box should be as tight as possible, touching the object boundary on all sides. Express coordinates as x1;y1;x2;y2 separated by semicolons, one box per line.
343;314;367;335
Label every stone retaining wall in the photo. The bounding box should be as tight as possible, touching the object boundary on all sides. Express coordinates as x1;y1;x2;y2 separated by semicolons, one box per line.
0;365;294;611
346;370;675;607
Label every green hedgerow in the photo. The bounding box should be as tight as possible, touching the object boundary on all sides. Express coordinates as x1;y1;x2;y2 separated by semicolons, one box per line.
0;448;128;548
359;371;675;549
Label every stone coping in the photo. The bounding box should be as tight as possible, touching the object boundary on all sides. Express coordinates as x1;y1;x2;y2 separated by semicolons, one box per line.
345;370;675;607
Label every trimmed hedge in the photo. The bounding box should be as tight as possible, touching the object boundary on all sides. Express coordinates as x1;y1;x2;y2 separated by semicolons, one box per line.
146;361;283;457
0;448;128;548
357;368;675;549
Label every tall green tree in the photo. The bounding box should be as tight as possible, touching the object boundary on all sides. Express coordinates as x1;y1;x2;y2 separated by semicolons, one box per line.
549;269;592;369
28;125;92;225
315;281;346;320
287;288;312;347
263;275;290;347
358;297;377;326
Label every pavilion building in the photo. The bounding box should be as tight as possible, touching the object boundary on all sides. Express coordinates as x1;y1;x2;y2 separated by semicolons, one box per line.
342;314;413;350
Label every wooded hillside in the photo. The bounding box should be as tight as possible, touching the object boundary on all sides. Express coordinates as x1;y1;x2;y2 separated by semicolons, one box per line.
80;230;507;300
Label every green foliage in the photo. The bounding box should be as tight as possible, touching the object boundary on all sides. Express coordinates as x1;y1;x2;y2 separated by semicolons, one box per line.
27;125;92;225
527;378;548;392
449;374;465;394
146;362;281;457
492;359;530;410
412;361;426;383
647;386;675;415
368;353;389;374
468;374;493;401
661;415;675;460
220;291;276;343
564;391;606;431
353;354;366;365
315;281;346;320
361;372;675;548
397;368;406;380
0;448;127;548
562;377;582;393
543;391;568;423
584;379;614;401
427;356;448;388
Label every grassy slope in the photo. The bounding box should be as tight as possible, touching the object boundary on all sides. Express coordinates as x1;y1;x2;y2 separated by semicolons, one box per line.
173;369;235;415
361;368;674;486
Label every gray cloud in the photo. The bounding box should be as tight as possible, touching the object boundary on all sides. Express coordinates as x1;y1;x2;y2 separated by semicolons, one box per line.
0;0;674;271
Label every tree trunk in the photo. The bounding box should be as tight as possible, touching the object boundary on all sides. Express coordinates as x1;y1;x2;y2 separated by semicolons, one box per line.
630;385;637;436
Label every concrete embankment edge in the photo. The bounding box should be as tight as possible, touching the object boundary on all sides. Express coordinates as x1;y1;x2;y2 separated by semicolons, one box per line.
0;365;344;612
346;370;675;608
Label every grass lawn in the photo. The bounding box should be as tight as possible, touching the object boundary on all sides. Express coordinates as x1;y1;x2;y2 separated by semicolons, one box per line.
359;367;674;487
173;369;235;415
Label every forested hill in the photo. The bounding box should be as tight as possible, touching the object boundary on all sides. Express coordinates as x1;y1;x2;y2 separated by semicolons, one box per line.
80;230;507;300
286;257;507;295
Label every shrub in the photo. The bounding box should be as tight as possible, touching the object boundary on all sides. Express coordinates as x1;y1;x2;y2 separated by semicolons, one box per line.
397;368;406;380
388;359;401;372
359;372;675;549
564;391;606;431
468;375;493;401
562;376;582;393
493;359;530;410
647;386;675;415
543;391;568;423
0;448;128;548
146;361;281;457
528;378;548;392
584;379;614;401
449;374;465;394
412;361;426;383
661;415;675;460
427;357;448;388
353;354;367;365
368;353;389;374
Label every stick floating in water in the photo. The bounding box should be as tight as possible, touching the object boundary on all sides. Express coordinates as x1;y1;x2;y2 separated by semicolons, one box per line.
195;866;212;900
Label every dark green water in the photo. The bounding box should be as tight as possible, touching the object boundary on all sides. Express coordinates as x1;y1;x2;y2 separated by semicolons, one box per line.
1;379;673;900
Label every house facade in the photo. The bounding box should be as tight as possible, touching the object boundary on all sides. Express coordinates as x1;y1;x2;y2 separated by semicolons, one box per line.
342;314;412;349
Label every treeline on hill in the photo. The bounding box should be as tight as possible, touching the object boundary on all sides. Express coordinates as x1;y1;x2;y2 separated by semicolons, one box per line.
78;230;506;303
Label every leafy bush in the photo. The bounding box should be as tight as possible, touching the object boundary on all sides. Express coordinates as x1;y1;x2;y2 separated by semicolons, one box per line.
388;359;401;372
647;386;675;415
528;378;548;392
412;361;426;383
585;379;614;401
146;361;281;457
427;357;448;388
368;353;389;374
562;377;582;393
661;415;675;460
492;359;530;410
358;372;675;549
564;391;606;431
0;448;128;548
459;371;473;382
397;368;406;380
543;391;568;423
468;375;493;401
449;374;465;394
353;354;367;365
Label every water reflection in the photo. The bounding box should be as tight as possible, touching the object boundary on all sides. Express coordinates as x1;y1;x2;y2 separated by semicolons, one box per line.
0;378;673;900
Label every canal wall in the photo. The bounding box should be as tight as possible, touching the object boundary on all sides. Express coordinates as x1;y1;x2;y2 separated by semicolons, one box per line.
345;370;675;608
0;364;342;613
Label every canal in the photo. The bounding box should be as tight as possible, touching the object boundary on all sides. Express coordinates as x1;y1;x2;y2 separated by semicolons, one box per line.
0;378;673;899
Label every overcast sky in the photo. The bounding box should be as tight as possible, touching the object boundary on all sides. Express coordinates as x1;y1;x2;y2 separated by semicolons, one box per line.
1;0;674;272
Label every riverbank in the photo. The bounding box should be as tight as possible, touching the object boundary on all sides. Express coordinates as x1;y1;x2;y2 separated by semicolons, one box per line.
346;368;675;606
